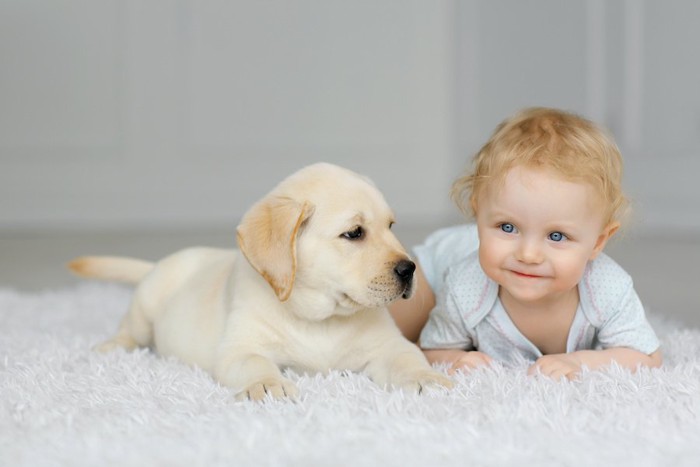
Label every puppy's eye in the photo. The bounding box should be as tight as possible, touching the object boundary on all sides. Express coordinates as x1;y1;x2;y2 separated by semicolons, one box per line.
341;226;364;240
389;221;395;229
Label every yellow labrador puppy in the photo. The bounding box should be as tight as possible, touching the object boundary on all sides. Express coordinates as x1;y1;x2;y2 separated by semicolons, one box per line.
70;163;452;401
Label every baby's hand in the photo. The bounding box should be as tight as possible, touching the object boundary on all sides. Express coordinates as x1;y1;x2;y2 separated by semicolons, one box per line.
422;348;493;375
528;353;581;380
447;351;493;375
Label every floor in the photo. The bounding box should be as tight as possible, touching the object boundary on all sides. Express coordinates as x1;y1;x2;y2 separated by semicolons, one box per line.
1;224;698;328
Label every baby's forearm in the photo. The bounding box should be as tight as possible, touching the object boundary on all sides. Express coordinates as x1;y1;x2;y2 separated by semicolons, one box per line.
573;347;662;371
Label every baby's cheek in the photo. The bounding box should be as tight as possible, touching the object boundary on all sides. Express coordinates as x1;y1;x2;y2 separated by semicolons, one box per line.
477;242;501;278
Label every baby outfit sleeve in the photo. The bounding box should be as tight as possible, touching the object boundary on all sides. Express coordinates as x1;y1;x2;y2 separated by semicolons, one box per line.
580;254;660;355
419;288;474;350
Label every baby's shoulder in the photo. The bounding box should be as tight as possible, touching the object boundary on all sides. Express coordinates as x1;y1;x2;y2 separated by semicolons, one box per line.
579;253;634;326
417;224;479;264
413;224;479;293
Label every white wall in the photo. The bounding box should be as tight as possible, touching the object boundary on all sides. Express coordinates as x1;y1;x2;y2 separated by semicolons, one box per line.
1;1;698;233
0;0;456;229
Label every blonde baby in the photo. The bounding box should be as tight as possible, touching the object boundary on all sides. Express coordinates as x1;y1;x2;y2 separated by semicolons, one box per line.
390;107;661;379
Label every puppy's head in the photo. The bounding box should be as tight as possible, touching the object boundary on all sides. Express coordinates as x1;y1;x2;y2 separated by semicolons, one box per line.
237;163;415;319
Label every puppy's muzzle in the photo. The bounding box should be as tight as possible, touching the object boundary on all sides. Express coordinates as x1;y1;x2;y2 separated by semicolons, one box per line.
394;259;416;298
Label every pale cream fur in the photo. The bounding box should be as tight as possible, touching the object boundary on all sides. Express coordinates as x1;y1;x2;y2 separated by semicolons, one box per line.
69;163;452;401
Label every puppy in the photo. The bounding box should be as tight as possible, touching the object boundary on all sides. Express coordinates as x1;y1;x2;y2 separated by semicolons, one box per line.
70;163;452;400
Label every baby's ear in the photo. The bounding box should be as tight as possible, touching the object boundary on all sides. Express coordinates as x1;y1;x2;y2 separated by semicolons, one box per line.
590;221;620;260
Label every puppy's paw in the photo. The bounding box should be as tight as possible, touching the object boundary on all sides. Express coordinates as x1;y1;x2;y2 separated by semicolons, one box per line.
235;377;299;402
393;369;454;394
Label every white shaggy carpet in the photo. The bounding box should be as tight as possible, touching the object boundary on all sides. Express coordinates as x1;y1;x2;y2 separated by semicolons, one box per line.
2;283;700;467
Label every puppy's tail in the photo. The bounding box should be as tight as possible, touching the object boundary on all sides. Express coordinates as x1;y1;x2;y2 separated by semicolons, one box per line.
68;256;154;284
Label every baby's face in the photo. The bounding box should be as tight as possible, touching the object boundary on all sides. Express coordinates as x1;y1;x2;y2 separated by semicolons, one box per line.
475;166;614;306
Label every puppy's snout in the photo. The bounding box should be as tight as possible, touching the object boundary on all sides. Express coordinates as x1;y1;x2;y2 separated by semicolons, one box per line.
394;259;416;284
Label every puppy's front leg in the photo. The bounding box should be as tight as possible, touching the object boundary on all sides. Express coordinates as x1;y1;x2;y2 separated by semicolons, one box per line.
215;353;299;402
366;340;454;394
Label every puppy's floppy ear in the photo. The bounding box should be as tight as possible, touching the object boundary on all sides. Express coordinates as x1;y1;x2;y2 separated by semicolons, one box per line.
236;196;314;301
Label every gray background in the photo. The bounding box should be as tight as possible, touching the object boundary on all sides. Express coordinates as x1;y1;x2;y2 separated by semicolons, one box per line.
1;1;698;325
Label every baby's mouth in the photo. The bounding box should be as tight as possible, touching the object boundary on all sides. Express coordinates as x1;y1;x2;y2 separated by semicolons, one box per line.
510;270;544;279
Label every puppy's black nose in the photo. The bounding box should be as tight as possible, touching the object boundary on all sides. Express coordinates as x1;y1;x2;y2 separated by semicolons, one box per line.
394;259;416;284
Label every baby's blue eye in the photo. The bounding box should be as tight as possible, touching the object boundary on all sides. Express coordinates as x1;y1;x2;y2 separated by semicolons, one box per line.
500;223;516;234
548;231;566;242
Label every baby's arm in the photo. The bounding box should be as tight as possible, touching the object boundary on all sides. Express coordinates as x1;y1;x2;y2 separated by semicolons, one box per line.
388;260;492;373
529;348;662;380
390;224;481;343
388;262;435;343
423;348;493;375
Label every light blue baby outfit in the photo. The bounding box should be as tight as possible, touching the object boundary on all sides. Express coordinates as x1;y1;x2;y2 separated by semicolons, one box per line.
415;224;660;363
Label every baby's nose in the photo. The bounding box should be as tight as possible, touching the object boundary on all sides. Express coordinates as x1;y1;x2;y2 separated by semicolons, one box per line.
517;239;544;264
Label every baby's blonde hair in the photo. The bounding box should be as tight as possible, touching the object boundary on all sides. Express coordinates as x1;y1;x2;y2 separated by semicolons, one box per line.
451;107;628;226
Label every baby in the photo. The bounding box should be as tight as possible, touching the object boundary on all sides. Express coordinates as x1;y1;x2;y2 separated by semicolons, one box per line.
390;107;661;379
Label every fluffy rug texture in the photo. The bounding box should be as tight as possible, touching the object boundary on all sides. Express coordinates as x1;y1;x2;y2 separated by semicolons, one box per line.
2;283;700;466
